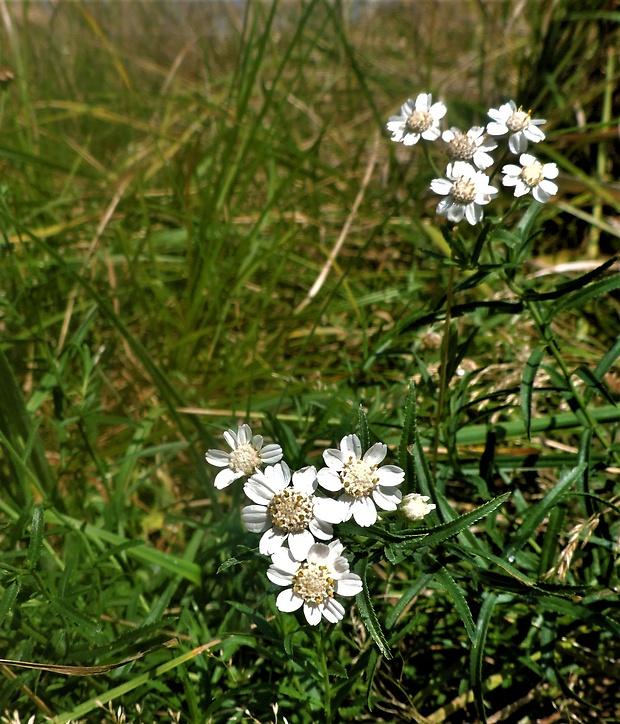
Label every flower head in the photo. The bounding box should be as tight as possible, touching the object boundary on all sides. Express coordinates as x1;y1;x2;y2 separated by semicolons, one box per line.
401;493;436;521
241;462;343;560
501;153;558;202
267;539;363;625
205;423;283;490
317;434;404;527
442;126;497;170
486;100;546;154
387;93;447;146
430;161;498;225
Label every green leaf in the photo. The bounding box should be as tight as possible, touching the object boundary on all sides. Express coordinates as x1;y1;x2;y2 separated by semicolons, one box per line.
573;363;617;406
355;558;392;660
434;567;476;644
521;345;546;439
358;403;370;451
550;273;620;318
470;592;498;724
398;380;417;478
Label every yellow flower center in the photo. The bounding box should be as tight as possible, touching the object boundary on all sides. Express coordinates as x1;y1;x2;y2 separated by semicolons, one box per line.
268;489;314;532
520;161;544;187
293;562;335;605
451;176;477;204
228;443;262;475
446;132;476;161
406;110;433;134
342;458;378;498
507;108;531;132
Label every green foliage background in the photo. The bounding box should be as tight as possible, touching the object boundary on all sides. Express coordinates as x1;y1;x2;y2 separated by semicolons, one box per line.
0;1;619;722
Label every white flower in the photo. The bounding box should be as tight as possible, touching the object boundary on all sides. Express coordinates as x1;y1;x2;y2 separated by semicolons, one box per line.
430;161;498;225
386;93;447;146
205;423;283;490
267;539;363;625
486;100;546;154
401;493;436;521
317;434;404;527
442;126;497;170
501;153;559;202
241;462;343;560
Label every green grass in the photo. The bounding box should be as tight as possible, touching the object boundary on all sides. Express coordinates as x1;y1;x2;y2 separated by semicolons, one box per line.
0;1;619;722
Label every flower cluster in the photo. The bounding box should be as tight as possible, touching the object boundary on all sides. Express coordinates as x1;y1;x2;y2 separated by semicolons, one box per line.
387;92;558;224
206;425;431;625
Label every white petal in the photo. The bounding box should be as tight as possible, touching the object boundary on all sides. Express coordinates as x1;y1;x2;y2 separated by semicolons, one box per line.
509;132;527;155
465;203;484;225
240;505;270;532
322;448;345;471
303;603;322;626
447;203;466;223
372;486;402;511
442;129;456;142
271;547;300;572
292;465;318;494
376;465;404;487
309;517;334;540
351;497;378;527
288;530;315;560
486;121;508;136
214;468;242;490
430;178;452;195
223;429;237;449
252;434;264;449
421;126;441;141
524;125;545;143
260;444;283;464
327;539;345;559
243;478;275;505
340;434;362;460
415;92;431;110
321;598;345;624
514;180;530;197
313;496;346;524
267;565;295;587
336;573;363;597
538;179;558;197
429;101;447;119
542;163;559;179
307;542;331;564
259;527;288;555
436;198;452;215
236;424;252;445
519;153;537;166
204;449;230;467
363;442;387;466
317;468;343;492
402;133;421;146
472;150;494;170
276;588;304;612
532;185;552;203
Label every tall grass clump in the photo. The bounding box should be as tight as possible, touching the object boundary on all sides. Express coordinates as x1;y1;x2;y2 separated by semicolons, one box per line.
0;0;619;722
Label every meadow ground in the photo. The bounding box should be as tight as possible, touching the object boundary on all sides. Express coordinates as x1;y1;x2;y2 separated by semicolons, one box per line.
0;1;619;722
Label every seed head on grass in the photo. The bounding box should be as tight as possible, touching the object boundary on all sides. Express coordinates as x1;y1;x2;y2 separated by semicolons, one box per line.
205;423;283;489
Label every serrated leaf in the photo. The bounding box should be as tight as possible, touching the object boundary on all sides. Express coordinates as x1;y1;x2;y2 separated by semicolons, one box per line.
355;558;392;660
358;404;370;451
434;567;476;644
573;363;616;405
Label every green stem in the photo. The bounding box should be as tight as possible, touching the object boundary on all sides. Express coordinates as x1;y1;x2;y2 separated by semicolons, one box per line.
433;257;456;477
314;629;333;723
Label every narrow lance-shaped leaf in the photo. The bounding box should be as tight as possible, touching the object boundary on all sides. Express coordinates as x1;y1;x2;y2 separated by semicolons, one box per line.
521;345;545;439
355;557;392;660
